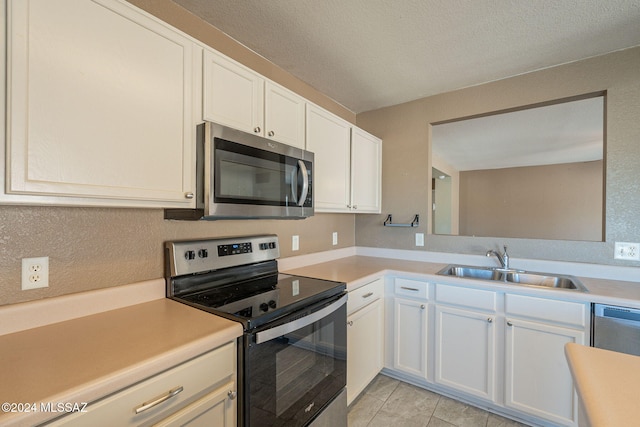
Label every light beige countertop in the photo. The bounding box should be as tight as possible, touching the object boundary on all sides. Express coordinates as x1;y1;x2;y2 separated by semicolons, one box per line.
565;343;640;427
284;255;640;306
0;298;242;427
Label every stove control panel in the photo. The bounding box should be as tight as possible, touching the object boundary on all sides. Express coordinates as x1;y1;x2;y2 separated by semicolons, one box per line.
166;234;280;277
218;242;253;257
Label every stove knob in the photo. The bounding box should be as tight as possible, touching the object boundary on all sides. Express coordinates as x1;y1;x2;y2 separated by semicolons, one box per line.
268;300;277;309
259;303;269;312
198;249;208;258
184;250;196;260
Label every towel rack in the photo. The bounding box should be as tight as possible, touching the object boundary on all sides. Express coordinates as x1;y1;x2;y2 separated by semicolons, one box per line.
383;214;419;227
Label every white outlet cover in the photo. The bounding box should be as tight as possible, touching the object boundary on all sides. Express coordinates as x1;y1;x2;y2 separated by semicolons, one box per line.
332;232;338;245
614;242;640;261
292;235;300;251
22;256;49;290
415;233;425;247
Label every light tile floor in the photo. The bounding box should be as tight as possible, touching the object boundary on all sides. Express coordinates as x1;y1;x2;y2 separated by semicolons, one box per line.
348;374;529;427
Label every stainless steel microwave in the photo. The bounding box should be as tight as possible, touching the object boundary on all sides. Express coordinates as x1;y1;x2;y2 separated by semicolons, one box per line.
165;122;314;220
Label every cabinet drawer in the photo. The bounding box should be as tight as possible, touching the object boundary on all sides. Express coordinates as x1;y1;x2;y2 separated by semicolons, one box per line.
505;294;587;328
46;342;236;426
348;278;384;314
394;278;429;300
435;284;497;312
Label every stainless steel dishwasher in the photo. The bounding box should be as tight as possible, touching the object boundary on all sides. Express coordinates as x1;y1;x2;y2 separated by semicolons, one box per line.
592;303;640;356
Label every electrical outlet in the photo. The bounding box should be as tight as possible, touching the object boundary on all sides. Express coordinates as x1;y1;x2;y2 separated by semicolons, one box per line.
415;233;425;247
292;235;300;251
332;232;338;246
614;242;640;261
22;257;49;290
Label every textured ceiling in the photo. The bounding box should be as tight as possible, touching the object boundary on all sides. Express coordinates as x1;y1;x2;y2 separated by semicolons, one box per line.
173;0;640;113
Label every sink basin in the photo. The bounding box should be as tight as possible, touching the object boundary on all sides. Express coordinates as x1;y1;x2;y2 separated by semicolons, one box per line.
437;265;587;292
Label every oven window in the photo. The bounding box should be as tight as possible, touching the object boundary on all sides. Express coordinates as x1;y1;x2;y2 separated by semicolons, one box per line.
246;304;346;426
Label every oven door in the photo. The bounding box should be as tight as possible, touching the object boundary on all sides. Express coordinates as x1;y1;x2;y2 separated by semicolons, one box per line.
241;294;347;427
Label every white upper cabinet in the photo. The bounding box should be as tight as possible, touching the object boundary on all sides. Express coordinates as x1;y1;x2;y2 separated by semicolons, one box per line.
4;0;198;207
203;50;306;148
351;127;382;213
305;104;352;211
264;81;306;148
203;49;264;136
306;104;382;213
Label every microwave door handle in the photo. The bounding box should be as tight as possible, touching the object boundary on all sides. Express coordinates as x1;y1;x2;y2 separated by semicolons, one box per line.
290;168;299;205
296;160;309;207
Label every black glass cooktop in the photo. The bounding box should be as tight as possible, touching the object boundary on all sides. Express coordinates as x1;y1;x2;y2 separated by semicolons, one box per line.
177;273;345;330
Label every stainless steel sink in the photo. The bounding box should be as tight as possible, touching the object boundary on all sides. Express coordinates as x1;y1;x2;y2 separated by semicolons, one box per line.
437;265;587;292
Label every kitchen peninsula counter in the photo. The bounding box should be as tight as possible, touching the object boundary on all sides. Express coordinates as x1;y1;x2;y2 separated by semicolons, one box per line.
565;343;640;427
0;296;242;427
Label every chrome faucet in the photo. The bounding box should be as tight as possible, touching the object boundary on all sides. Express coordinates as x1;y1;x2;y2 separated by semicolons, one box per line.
486;245;510;270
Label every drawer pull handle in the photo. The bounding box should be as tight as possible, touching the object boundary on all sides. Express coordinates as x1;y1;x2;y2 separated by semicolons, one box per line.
400;286;419;292
134;386;183;414
362;292;374;298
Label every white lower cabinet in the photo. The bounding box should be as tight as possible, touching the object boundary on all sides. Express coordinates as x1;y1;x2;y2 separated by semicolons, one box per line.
504;294;587;426
434;305;496;402
44;342;237;427
391;279;429;379
154;382;236;427
434;284;497;402
347;278;384;405
386;279;588;427
393;298;428;378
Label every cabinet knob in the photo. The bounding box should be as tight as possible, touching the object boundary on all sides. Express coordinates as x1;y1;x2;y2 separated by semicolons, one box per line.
420;304;426;309
268;130;275;137
228;390;237;400
507;320;513;327
347;320;354;326
184;192;194;199
254;127;261;133
487;317;493;323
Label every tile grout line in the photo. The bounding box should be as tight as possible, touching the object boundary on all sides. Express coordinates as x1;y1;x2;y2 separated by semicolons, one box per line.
366;380;401;426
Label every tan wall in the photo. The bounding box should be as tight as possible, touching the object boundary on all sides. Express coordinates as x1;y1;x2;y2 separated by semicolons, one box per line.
0;1;356;306
356;46;640;265
459;161;603;241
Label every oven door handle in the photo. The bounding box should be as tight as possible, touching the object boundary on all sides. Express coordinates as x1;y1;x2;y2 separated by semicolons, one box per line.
255;294;347;344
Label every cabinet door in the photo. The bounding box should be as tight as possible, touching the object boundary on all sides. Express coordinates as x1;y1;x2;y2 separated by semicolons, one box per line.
265;81;306;148
203;49;264;135
505;318;585;426
6;0;196;207
305;104;351;212
347;298;384;405
393;298;428;378
350;127;382;213
155;381;236;427
434;305;496;402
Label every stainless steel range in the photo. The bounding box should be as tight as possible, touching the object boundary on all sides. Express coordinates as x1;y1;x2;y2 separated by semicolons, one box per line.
165;235;347;427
